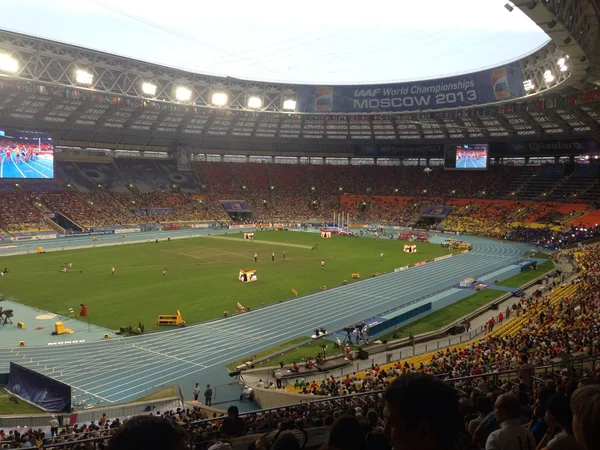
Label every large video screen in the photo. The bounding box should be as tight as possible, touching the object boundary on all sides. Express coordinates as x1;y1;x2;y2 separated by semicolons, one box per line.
445;144;488;170
0;130;54;179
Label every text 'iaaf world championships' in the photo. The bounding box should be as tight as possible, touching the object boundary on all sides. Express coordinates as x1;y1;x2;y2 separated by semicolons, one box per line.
353;79;477;109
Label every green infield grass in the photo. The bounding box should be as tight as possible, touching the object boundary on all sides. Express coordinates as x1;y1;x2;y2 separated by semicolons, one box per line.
498;260;554;288
0;389;43;415
0;386;178;416
0;231;448;331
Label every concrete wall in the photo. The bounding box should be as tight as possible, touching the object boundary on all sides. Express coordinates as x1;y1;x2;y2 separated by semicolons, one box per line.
252;387;328;409
0;397;182;428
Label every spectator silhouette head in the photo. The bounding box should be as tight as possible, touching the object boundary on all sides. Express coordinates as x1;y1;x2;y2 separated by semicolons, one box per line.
494;393;521;423
475;396;493;416
571;384;600;450
545;395;574;435
227;405;238;418
273;431;300;450
327;415;364;450
108;415;189;450
383;373;461;450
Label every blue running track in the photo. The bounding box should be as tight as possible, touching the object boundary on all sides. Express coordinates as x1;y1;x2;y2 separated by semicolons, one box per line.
0;236;525;406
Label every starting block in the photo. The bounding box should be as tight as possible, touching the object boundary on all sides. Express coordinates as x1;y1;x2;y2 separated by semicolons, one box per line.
157;310;183;326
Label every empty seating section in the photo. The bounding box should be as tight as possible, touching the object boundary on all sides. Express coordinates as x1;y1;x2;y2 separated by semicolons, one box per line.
154;160;200;192
549;176;598;201
518;173;564;200
114;159;171;192
54;161;99;192
76;162;129;192
496;166;538;197
578;179;600;203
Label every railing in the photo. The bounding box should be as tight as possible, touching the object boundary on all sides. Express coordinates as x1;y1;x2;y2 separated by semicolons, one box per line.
252;323;489;387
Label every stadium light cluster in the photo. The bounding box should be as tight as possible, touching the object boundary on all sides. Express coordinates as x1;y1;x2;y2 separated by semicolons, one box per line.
247;96;262;109
544;70;555;83
558;56;569;72
75;69;93;85
175;86;192;102
212;92;228;106
283;99;297;110
523;79;535;92
141;82;157;96
0;54;18;73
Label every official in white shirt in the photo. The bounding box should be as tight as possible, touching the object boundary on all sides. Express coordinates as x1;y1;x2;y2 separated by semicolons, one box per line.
486;393;536;450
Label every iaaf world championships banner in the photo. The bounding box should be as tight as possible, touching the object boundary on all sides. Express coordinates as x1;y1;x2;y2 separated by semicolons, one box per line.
296;62;525;113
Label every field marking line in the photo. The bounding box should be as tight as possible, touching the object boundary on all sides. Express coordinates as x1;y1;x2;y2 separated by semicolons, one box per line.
190;245;254;261
201;235;313;249
162;249;213;264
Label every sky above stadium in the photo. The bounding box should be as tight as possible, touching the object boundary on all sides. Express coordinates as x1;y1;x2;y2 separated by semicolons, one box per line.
2;0;550;84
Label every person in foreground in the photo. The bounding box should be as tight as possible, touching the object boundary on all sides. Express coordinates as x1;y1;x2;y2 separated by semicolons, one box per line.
108;415;190;450
570;384;600;450
485;393;535;450
382;373;463;450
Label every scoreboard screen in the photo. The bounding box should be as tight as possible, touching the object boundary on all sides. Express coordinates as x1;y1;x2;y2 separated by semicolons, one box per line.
0;130;54;179
445;144;488;170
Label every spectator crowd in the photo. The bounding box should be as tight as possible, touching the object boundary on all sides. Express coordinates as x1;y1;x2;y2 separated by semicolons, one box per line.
1;161;599;238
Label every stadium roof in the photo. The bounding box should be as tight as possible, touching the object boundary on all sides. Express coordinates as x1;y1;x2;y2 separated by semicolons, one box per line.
3;0;550;84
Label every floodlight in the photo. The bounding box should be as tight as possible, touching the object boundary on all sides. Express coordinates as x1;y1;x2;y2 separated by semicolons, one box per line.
75;69;93;85
557;57;566;66
247;96;262;109
283;99;296;110
560;64;568;72
544;70;555;83
0;54;18;73
523;80;535;91
142;82;157;96
175;86;192;101
212;92;228;106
